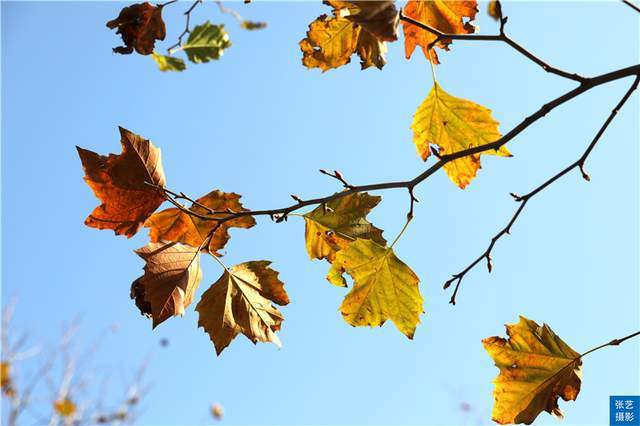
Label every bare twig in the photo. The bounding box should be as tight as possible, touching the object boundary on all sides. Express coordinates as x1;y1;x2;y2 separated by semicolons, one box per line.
167;0;203;54
581;330;640;358
445;75;640;305
622;0;640;13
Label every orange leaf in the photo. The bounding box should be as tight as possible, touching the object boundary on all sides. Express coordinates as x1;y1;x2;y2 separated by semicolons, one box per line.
402;0;478;64
77;127;166;238
144;190;255;256
106;2;166;55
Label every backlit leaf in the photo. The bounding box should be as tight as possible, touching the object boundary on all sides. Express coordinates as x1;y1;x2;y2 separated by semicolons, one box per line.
411;82;511;189
145;190;255;256
106;2;166;55
303;192;386;263
152;52;186;72
327;239;423;338
77;127;166;237
483;316;583;425
196;261;289;355
402;0;478;64
54;398;77;417
131;241;203;328
300;15;359;71
328;0;399;42
182;22;231;63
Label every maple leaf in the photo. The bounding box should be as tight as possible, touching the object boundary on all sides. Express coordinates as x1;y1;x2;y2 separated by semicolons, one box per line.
53;398;77;417
145;190;255;256
181;22;231;64
411;82;511;189
402;0;478;64
196;261;289;355
131;241;203;328
300;1;398;71
303;192;386;263
106;2;166;55
77;127;166;238
152;52;186;72
483;316;583;425
327;239;423;338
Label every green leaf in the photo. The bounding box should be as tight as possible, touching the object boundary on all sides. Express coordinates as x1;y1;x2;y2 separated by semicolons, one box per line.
151;52;186;72
183;22;232;64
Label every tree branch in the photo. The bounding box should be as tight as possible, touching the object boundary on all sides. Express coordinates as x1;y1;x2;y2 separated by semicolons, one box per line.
581;330;640;358
166;0;203;54
622;0;640;13
445;74;640;305
398;9;586;83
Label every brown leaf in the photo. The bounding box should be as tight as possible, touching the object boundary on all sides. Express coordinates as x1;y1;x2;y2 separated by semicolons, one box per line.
488;0;503;21
327;0;399;41
196;261;289;355
145;190;255;256
402;0;478;64
106;2;166;55
131;241;202;328
77;127;166;238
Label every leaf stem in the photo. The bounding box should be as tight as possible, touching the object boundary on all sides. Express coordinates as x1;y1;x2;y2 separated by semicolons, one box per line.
390;216;412;249
580;331;640;358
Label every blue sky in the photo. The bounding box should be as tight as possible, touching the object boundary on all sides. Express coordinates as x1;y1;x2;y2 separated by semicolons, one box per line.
2;1;639;425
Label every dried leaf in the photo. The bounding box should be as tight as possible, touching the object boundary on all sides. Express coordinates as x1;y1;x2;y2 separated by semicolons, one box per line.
300;15;359;71
483;316;583;425
196;261;289;355
151;52;186;72
106;2;166;55
304;192;386;263
411;82;511;189
211;403;224;420
145;190;255;256
327;239;423;338
402;0;478;64
182;22;231;63
328;0;399;41
54;398;77;417
488;0;503;21
77;127;166;237
240;20;267;30
131;241;203;328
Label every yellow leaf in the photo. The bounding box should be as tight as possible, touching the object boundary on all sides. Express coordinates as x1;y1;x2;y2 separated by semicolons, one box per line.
402;0;478;64
131;241;203;328
54;398;77;417
300;15;360;72
327;239;423;338
1;361;10;388
145;190;255;256
304;192;386;264
488;0;503;21
411;82;511;188
196;261;289;355
483;316;583;425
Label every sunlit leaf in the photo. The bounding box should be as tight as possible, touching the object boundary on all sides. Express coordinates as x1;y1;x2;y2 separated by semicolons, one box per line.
77;127;166;237
488;0;503;21
145;190;255;257
151;52;186;72
131;241;202;328
411;82;511;188
483;316;583;425
304;192;386;263
328;0;399;41
106;2;166;55
182;22;231;63
402;0;478;64
54;398;77;417
196;261;289;355
327;239;423;338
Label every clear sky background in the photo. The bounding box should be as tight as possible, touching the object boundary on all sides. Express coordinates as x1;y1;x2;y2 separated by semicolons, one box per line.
2;1;639;425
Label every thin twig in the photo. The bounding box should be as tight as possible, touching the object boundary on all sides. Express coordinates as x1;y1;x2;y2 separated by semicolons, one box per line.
398;10;586;83
166;0;203;54
445;75;640;305
581;330;640;358
622;0;640;13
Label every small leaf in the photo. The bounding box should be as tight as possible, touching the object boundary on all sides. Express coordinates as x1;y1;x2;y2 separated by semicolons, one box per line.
77;127;166;237
402;0;478;64
211;403;224;420
196;261;289;355
131;241;203;328
411;82;511;189
106;2;166;55
327;239;423;338
182;22;231;63
54;398;77;417
483;316;583;425
145;190;255;256
151;52;186;72
240;20;267;30
303;192;386;263
488;0;503;21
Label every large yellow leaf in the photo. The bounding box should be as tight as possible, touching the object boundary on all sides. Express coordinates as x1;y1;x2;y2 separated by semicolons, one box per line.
402;0;478;64
145;190;255;256
483;316;583;425
411;82;511;189
304;192;386;263
131;241;203;328
196;261;289;355
327;239;423;338
77;127;166;237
